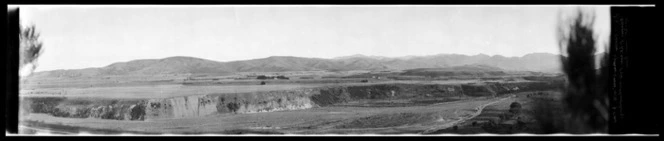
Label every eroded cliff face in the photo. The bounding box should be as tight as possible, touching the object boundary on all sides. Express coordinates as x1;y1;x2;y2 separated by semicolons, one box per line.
309;84;465;106
21;97;147;121
21;89;320;121
144;89;316;119
20;82;563;121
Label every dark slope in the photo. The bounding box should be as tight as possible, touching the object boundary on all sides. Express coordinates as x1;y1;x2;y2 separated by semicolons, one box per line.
401;64;508;77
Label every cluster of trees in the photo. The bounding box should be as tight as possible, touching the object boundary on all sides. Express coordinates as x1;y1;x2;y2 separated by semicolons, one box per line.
256;75;289;80
532;8;609;134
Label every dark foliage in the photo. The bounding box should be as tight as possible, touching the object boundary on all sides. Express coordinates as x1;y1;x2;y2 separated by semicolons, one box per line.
534;9;609;134
257;75;289;80
257;75;268;79
226;102;241;113
311;88;350;106
19;24;44;71
25;97;66;113
509;102;522;114
130;102;146;120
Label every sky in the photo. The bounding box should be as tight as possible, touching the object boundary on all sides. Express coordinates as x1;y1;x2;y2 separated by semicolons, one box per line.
17;5;610;72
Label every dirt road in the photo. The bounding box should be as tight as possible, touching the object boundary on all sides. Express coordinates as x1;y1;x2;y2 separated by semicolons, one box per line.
420;95;515;134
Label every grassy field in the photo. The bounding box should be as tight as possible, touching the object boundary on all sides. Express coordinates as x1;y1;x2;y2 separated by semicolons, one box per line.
17;71;563;135
428;90;563;134
19;78;526;99
18;95;503;135
17;86;560;135
19;84;330;99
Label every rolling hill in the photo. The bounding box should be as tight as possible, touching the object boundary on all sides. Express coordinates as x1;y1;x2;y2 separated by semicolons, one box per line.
28;53;570;78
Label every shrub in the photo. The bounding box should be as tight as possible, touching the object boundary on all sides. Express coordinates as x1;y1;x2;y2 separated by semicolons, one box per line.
276;75;289;80
130;103;146;120
226;102;240;113
509;102;522;114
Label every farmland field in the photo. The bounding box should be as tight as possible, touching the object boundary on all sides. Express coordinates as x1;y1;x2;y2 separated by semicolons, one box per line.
19;95;508;134
18;71;563;135
20;84;326;99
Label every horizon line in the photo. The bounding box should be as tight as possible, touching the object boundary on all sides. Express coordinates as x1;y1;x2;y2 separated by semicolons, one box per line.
32;52;573;73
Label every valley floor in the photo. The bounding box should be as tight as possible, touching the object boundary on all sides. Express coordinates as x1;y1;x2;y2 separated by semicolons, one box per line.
19;94;511;135
18;79;527;99
427;91;563;134
17;75;563;135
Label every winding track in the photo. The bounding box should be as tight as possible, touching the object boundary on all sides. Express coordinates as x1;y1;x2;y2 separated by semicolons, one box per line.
420;94;515;134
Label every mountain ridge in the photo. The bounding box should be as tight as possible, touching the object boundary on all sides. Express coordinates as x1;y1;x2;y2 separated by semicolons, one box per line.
29;52;580;78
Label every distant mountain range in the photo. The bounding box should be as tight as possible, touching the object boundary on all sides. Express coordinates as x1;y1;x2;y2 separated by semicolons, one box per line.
332;53;563;72
29;52;602;78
